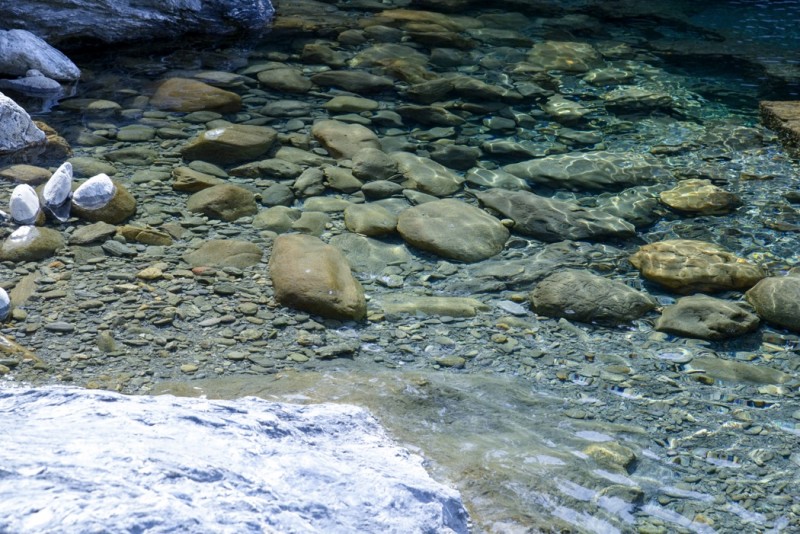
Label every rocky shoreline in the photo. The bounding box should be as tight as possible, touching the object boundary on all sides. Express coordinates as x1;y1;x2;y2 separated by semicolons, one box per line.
1;0;800;532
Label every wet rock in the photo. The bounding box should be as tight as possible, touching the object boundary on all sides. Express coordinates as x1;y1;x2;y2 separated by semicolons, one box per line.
351;147;397;182
68;157;117;178
344;203;398;237
331;233;411;275
745;275;800;333
9;184;42;225
186;184;258;222
323;95;379;113
269;233;367;320
659;179;741;215
150;78;241;113
117;225;173;246
475;188;635;242
583;67;634;86
0;226;64;262
311;120;381;159
257;67;312;93
542;95;592;123
429;144;480;171
397;199;508;262
0;1;273;45
531;269;656;325
584;441;636;473
629;239;766;294
180;124;277;165
686;355;791;385
391;152;464;196
324;166;363;193
310;70;394;93
464;168;530;191
230;159;303;180
527;41;603;72
381;295;489;318
504;151;663;191
655;295;760;340
171;167;225;192
252;206;300;233
0;93;46;154
362;180;405;199
593;186;663;227
604;87;673;112
69;221;117;245
397;104;465;127
0;29;80;80
0;164;50;185
71;179;136;224
183;239;263;269
759;100;800;153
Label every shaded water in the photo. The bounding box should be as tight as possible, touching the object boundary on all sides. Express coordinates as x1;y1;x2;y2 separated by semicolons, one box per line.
2;0;800;532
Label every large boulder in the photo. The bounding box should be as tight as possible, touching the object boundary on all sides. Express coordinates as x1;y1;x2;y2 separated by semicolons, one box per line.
0;1;274;45
269;234;367;320
655;295;760;340
629;239;766;294
0;92;46;155
745;275;800;332
530;269;656;325
503;151;663;191
475;188;635;242
0;386;468;534
396;199;509;262
0;29;80;80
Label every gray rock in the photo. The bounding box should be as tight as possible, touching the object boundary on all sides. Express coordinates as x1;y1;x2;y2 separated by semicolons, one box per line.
0;69;64;98
351;147;397;181
530;269;657;325
503;151;664;191
392;152;464;197
183;239;263;269
746;275;800;333
0;30;79;80
0;386;468;534
475;188;635;242
344;203;398;236
253;206;300;233
0;92;46;154
656;295;760;340
330;233;412;275
310;70;394;93
397;199;509;262
0;1;274;45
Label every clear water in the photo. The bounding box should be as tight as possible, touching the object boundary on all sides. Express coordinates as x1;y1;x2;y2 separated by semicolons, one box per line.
2;0;800;533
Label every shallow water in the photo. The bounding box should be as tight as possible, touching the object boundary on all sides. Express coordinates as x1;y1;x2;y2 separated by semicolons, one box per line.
2;0;800;532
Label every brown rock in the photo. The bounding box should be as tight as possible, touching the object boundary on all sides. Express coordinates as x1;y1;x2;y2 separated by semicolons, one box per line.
180;124;277;165
629;239;765;294
186;184;258;222
183;239;263;269
760;100;800;154
71;180;136;224
117;225;173;246
659;179;741;215
269;234;366;320
0;226;64;262
311;120;381;159
171;166;225;192
150;78;241;113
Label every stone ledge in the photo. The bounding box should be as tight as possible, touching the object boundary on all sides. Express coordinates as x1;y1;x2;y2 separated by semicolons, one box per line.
760;100;800;153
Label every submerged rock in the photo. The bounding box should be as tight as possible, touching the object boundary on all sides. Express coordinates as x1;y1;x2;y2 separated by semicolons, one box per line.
0;386;468;534
659;179;741;215
629;239;766;294
745;275;800;333
656;295;760;340
475;188;635;242
0;225;64;262
269;234;367;321
150;78;242;113
397;199;509;262
180;124;277;165
530;269;656;325
504;151;663;191
183;239;263;269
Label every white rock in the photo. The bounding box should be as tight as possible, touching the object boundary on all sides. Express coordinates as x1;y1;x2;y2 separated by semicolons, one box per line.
0;386;469;534
42;161;73;221
9;184;40;225
0;287;9;321
72;173;115;210
0;29;80;81
0;92;46;154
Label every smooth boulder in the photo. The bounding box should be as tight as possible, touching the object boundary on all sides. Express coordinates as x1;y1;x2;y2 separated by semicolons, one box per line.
71;180;136;224
0;226;64;262
150;78;241;113
311;120;381;160
181;125;277;165
269;234;367;320
186;184;258;222
475;188;635;242
655;295;760;340
0;29;80;80
0;93;46;154
530;269;657;325
397;199;509;262
745;275;800;332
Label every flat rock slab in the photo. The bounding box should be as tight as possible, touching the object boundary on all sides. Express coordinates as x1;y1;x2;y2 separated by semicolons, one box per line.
0;386;468;534
476;188;635;242
655;295;760;340
760;101;800;154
